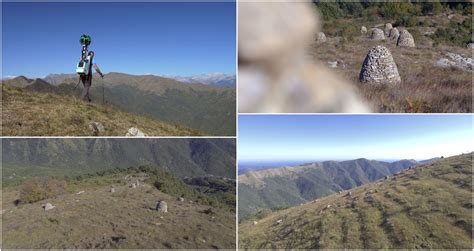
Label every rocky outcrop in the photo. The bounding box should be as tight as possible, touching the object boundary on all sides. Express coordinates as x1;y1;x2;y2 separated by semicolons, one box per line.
397;30;415;47
370;28;385;40
359;45;401;85
435;52;473;72
238;2;371;113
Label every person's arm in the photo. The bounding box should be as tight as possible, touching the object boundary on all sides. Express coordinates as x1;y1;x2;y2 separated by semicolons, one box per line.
93;64;104;78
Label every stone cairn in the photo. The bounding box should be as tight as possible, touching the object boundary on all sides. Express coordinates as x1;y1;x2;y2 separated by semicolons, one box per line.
389;28;400;40
361;26;367;34
397;30;415;47
370;28;385;41
359;45;401;85
156;201;168;213
315;32;327;43
384;23;393;36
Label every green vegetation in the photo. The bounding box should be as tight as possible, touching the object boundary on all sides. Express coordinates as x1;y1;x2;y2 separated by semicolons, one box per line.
19;177;67;203
431;19;473;47
2;138;236;183
239;153;473;249
313;1;471;21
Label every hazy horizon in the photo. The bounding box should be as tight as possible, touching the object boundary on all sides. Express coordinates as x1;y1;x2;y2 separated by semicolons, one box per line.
239;115;473;162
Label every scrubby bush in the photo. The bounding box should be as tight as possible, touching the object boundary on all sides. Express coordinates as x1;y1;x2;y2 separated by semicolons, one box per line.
19;177;67;203
422;1;444;15
396;15;418;27
339;23;360;42
432;19;472;47
317;2;344;21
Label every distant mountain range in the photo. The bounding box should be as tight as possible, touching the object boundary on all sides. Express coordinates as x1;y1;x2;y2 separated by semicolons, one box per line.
41;72;236;88
165;73;236;87
2;138;236;182
2;73;236;135
238;158;436;219
239;153;473;249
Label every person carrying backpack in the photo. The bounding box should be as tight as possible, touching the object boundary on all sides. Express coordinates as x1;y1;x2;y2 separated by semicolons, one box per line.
80;51;104;102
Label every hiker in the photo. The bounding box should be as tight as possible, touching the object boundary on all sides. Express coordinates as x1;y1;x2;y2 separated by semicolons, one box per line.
80;51;104;102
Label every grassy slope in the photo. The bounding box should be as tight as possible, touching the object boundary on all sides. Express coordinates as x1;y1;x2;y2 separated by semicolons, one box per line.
238;159;416;219
239;153;473;249
311;14;472;113
2;172;236;249
1;85;202;136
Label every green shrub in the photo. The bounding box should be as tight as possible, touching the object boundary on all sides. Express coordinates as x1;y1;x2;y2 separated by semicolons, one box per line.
422;1;444;15
19;177;67;203
339;23;360;42
396;15;418;27
317;2;344;21
431;19;472;47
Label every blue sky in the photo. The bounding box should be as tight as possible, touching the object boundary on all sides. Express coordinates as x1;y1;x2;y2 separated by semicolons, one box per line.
239;115;473;163
2;2;236;78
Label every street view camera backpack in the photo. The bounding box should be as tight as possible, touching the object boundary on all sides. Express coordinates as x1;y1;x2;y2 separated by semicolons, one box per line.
76;34;92;75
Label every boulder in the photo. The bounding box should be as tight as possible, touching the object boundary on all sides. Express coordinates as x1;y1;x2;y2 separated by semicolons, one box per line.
361;26;367;34
156;201;168;213
384;23;393;36
110;187;116;193
397;30;415;47
370;28;385;40
276;219;283;224
88;122;105;136
359;45;401;85
178;197;185;202
467;43;474;49
130;183;137;188
43;203;55;211
126;127;146;137
253;221;258;225
389;28;400;40
315;32;326;43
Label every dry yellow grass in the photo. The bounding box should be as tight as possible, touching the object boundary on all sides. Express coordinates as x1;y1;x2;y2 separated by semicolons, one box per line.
1;85;203;136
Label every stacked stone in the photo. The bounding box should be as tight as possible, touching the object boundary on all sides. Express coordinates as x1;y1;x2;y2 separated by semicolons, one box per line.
397;30;415;47
315;32;327;43
389;28;400;40
370;28;385;40
384;23;393;36
359;45;401;85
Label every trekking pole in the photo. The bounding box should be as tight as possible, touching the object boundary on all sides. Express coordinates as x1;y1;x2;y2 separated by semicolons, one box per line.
74;76;81;90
